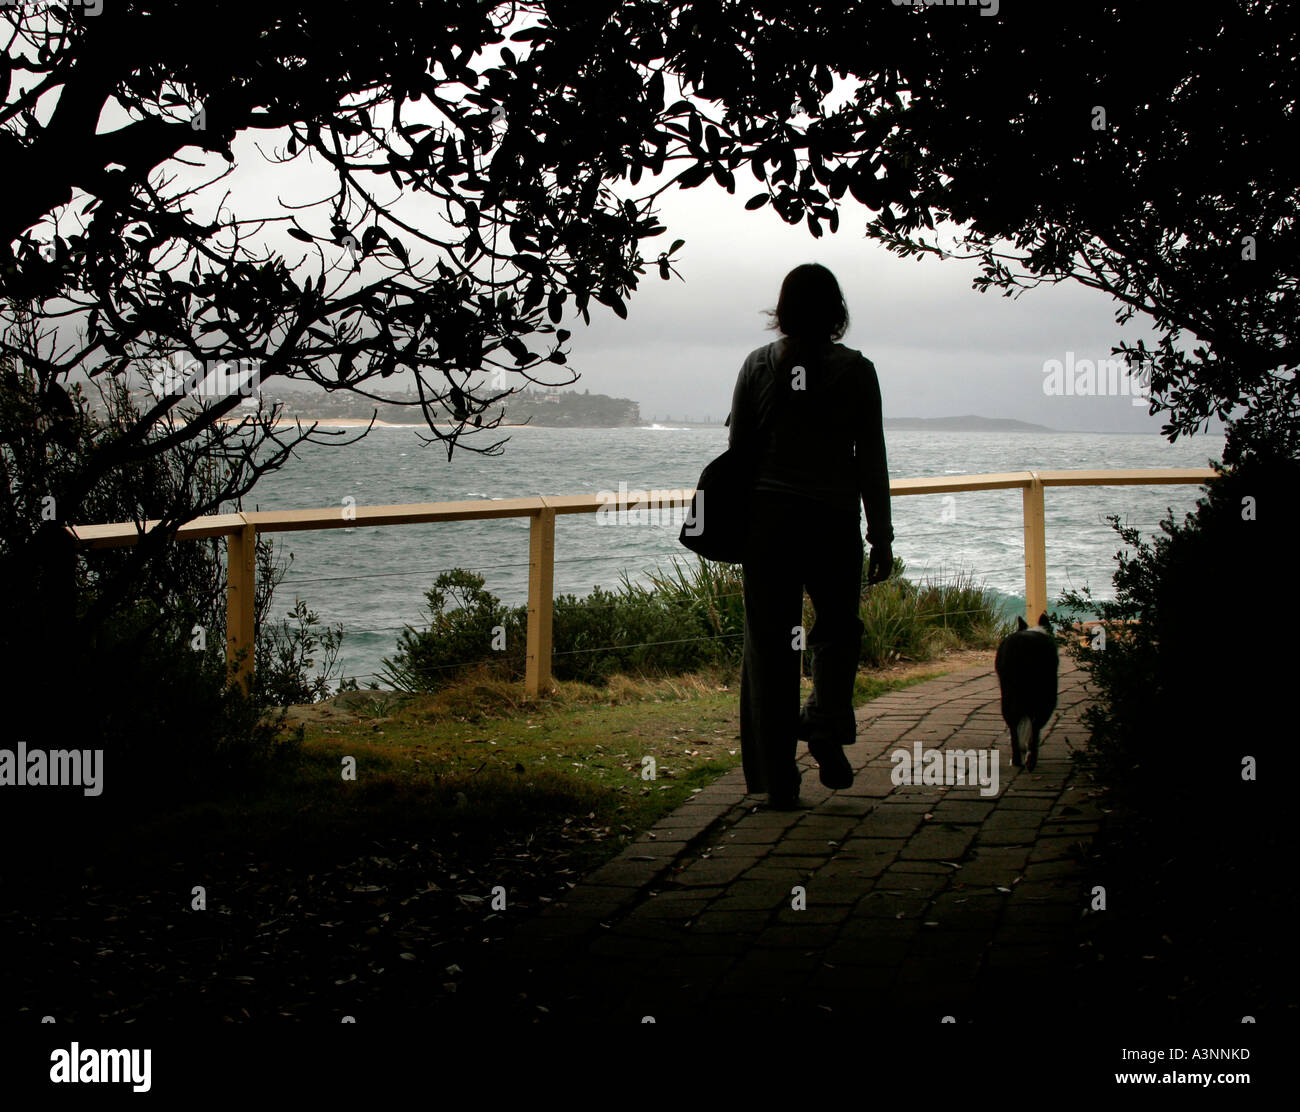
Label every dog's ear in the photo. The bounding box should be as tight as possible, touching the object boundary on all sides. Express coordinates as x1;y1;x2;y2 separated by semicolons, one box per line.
1016;616;1028;631
1037;612;1052;631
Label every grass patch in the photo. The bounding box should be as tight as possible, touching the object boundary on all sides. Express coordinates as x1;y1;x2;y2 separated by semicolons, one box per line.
3;661;962;1022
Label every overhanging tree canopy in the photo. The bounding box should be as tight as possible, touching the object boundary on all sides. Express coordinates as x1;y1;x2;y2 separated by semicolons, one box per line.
3;0;1293;598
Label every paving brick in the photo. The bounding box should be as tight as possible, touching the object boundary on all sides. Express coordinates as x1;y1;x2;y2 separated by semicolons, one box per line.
771;903;852;926
852;890;930;919
975;829;1041;848
899;827;976;860
930;801;997;823
982;810;1047;831
889;859;955;874
710;892;789;915
551;885;636;913
838;769;898;797
876;870;949;898
954;848;1030;884
889;787;946;805
815;857;882;880
926;892;1006;929
624;839;689;859
856;810;925;838
715;826;784;844
798;878;868;907
820;847;897;880
748;852;826;869
615;914;694;941
1022;859;1085;882
584;859;669;888
686;910;768;935
795;815;861;840
837;835;907;855
1036;821;1101;839
816;797;877;817
1027;837;1089;864
672;856;754;886
652;812;718;834
996;796;1056;811
435;658;1104;1024
770;837;843;856
631;892;714;920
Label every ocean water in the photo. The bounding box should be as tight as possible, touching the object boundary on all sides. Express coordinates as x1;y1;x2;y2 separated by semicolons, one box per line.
244;425;1225;685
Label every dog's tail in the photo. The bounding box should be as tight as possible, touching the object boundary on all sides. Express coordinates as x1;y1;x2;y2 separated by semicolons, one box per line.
1016;717;1035;771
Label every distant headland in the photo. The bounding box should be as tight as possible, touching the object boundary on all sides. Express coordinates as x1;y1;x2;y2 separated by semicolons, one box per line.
203;385;643;428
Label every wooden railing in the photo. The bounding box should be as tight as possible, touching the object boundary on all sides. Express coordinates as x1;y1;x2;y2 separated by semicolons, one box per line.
66;468;1214;696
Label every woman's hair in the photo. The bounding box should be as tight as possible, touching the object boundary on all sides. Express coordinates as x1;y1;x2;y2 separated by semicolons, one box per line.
763;263;850;343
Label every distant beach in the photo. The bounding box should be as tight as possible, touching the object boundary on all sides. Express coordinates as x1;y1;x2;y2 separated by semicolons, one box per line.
216;416;532;430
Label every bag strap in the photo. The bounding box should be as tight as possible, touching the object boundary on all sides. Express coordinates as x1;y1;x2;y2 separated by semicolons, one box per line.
725;342;784;469
752;341;782;456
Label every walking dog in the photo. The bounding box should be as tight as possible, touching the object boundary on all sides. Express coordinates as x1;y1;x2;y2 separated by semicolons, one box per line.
994;612;1058;771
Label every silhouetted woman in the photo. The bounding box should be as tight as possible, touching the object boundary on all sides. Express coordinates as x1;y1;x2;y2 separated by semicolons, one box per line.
726;263;893;808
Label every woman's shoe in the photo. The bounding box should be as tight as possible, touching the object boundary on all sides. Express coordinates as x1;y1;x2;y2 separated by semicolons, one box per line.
767;762;803;808
808;738;854;790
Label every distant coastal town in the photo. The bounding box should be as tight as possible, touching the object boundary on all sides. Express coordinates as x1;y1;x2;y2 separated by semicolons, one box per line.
256;384;644;427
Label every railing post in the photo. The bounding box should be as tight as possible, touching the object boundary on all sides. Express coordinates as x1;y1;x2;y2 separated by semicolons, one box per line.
226;516;257;693
1022;472;1048;623
525;501;555;698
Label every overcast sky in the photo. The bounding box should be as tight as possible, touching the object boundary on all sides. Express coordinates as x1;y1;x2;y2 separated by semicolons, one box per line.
560;172;1178;431
198;71;1199;435
38;21;1212;437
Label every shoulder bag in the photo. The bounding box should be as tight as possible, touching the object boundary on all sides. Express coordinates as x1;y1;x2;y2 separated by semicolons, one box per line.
678;345;782;563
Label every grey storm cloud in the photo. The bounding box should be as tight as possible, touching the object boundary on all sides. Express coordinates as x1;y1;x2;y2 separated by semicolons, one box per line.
560;177;1188;433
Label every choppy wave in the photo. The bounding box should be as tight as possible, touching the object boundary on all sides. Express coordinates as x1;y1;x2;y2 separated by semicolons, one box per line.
253;426;1223;684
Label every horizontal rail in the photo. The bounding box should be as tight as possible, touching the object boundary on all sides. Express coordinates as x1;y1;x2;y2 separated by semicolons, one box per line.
64;467;1217;696
66;469;1214;547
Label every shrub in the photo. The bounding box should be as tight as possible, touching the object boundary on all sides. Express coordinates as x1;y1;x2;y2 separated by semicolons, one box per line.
551;584;710;685
1057;451;1296;819
628;557;746;664
2;599;300;844
384;553;1011;694
255;597;345;707
379;568;525;691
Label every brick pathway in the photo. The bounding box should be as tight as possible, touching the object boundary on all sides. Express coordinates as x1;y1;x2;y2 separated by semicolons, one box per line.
461;658;1103;1023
